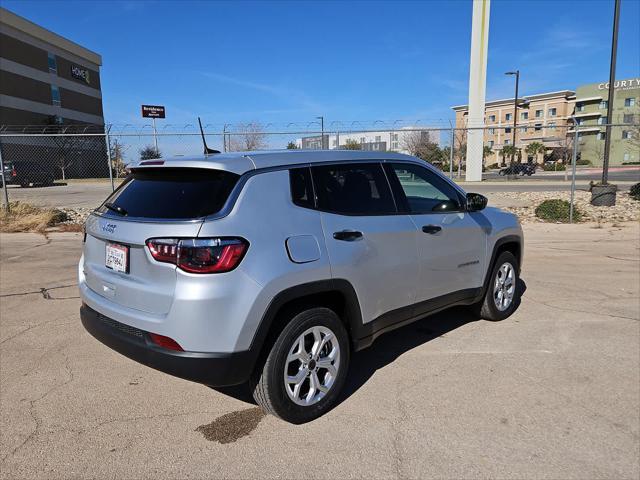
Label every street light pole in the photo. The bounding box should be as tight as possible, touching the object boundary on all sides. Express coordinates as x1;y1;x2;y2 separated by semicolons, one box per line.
316;116;324;149
505;70;520;168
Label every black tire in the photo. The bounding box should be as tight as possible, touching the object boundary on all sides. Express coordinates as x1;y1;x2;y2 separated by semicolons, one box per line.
474;251;520;321
251;307;350;424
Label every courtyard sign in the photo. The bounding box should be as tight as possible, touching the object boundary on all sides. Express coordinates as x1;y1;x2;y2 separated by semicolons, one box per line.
597;78;640;91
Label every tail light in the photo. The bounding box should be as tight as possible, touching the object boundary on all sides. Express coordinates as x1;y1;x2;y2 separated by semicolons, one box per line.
146;237;248;273
11;167;16;177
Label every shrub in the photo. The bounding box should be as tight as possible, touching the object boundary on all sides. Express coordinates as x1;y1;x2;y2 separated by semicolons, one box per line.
623;161;640;165
575;159;592;166
487;163;500;170
542;163;566;171
630;183;640;201
535;199;581;223
0;201;68;233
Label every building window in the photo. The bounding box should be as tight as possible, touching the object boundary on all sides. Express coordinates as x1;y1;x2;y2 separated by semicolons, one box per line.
488;140;494;148
520;112;528;120
623;114;635;123
505;113;512;121
624;97;636;107
576;103;584;112
598;132;606;140
332;139;337;147
51;85;61;106
548;107;557;117
375;135;381;142
534;123;542;131
392;133;398;141
623;153;630;162
360;137;365;143
505;127;511;134
576;118;584;126
392;141;399;150
597;116;607;125
47;52;57;74
519;126;527;133
547;122;556;131
622;130;631;139
489;114;496;122
535;109;543;118
488;128;495;135
504;139;510;145
599;100;608;109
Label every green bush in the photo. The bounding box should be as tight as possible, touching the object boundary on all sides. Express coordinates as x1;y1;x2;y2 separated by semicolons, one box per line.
630;183;640;201
487;163;500;169
542;163;566;171
535;199;581;223
575;159;592;166
623;161;640;165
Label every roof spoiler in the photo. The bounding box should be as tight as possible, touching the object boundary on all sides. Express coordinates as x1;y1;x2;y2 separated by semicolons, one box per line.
198;117;220;155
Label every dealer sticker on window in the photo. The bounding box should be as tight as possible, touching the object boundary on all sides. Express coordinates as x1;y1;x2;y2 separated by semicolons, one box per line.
105;243;129;273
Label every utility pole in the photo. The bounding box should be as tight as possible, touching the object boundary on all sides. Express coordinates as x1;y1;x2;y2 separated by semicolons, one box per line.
465;0;491;182
602;0;621;185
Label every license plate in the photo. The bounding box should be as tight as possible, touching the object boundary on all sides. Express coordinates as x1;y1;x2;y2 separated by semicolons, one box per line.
105;243;129;273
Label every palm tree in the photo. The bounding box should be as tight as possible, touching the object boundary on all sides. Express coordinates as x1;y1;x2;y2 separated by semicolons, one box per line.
482;145;493;163
501;145;517;166
525;142;545;164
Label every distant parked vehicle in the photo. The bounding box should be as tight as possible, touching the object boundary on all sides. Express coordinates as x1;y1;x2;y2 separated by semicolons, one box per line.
498;163;536;176
2;161;55;187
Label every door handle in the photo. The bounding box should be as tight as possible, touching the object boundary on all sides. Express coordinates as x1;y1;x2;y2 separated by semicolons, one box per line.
422;225;442;234
333;230;363;241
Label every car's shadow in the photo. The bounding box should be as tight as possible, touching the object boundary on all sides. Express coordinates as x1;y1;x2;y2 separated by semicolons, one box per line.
214;279;527;410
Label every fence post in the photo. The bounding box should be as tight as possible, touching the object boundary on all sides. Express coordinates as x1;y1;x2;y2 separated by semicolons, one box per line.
569;123;579;224
105;125;115;192
449;127;455;179
0;139;9;212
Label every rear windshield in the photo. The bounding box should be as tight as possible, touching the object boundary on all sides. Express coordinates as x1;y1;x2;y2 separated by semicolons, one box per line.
97;168;240;219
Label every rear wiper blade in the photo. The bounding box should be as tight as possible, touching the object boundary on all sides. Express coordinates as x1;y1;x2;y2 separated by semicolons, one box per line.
104;202;128;216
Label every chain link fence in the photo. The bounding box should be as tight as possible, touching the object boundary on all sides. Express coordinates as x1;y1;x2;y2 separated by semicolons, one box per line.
0;122;638;213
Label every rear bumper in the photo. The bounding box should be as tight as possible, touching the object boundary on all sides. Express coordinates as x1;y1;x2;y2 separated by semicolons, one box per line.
80;303;254;387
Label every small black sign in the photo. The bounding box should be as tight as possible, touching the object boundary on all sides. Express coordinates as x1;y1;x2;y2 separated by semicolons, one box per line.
71;65;90;84
141;105;166;118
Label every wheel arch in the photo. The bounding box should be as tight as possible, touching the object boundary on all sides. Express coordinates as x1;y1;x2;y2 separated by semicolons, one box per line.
483;235;522;290
246;279;363;377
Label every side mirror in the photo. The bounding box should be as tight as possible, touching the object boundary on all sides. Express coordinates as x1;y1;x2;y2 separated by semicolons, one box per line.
466;193;488;212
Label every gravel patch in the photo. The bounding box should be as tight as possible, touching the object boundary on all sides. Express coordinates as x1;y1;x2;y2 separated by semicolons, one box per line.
494;190;640;223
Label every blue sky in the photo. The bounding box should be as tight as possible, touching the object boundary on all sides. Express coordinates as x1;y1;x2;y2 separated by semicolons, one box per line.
4;0;640;131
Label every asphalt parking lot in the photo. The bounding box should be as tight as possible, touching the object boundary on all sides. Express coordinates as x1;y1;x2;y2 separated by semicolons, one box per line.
1;222;639;479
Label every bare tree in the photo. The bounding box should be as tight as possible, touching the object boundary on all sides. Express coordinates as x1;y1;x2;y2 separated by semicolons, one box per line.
228;122;268;151
402;131;444;164
110;138;129;177
627;107;640;150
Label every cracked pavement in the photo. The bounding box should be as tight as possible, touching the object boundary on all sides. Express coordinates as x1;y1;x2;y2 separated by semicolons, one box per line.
1;224;639;479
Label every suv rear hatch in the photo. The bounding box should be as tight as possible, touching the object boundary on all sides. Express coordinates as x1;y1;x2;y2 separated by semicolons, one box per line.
83;167;239;315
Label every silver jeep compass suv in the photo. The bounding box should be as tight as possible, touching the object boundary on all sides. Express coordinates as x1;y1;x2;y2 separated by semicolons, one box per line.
79;149;523;424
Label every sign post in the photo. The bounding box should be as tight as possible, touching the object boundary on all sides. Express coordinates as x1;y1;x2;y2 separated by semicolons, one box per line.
141;105;166;155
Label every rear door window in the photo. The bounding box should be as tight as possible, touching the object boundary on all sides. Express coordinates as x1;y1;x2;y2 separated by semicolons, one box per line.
97;168;239;219
311;163;396;215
